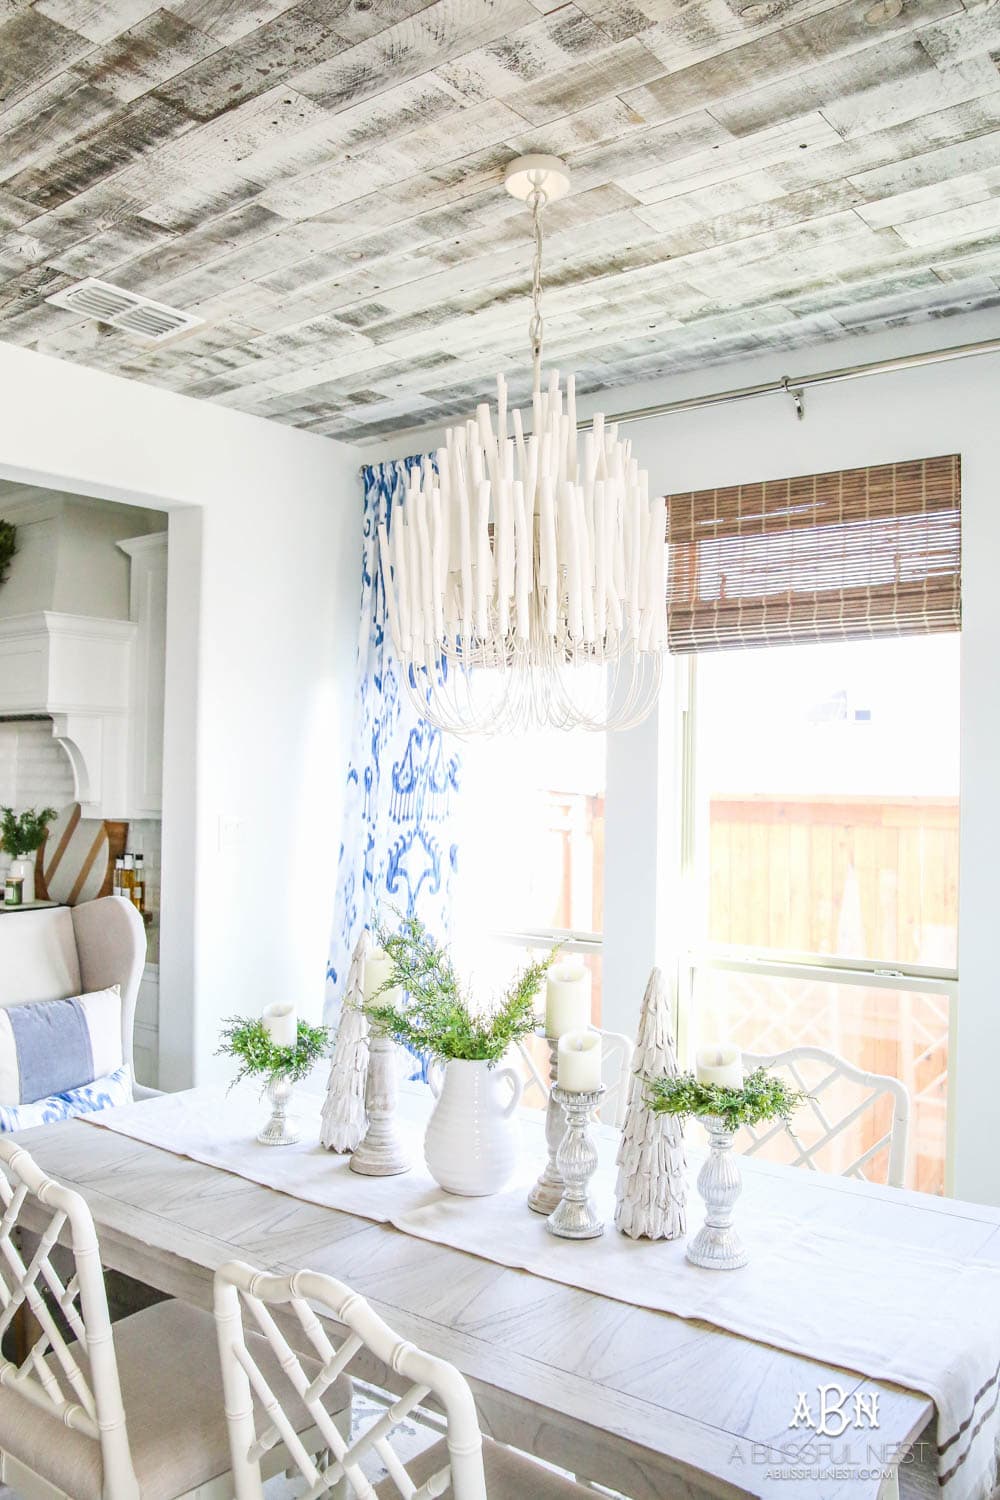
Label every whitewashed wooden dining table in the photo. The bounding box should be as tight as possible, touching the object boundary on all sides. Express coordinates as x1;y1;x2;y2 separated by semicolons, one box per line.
12;1084;976;1500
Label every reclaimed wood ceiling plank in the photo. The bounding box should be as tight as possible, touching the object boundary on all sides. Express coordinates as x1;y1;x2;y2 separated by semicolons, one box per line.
291;0;539;112
431;4;627;101
0;0;997;440
167;0;327;47
0;10;93;109
32;1;165;45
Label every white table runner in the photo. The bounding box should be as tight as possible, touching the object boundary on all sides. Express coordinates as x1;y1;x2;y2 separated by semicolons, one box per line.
87;1083;1000;1500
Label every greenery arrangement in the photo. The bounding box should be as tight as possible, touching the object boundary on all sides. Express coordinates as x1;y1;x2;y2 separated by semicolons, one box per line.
1;806;58;858
645;1067;805;1131
363;914;556;1065
216;1015;330;1088
0;520;15;587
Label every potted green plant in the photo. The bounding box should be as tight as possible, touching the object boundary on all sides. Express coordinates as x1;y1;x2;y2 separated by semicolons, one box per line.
364;916;555;1195
1;806;57;905
217;1013;329;1146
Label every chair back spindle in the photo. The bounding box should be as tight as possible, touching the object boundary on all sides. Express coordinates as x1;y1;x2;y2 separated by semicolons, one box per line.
214;1260;488;1500
0;1139;139;1498
739;1046;911;1188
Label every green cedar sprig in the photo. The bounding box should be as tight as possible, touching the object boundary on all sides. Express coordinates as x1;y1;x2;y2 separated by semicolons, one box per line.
0;806;58;858
0;521;15;586
363;914;556;1065
216;1015;330;1088
645;1067;805;1131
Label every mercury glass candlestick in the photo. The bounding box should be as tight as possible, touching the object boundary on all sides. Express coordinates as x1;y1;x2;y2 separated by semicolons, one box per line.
350;1034;410;1176
546;1085;606;1240
257;1072;301;1146
528;1036;565;1215
686;1114;749;1270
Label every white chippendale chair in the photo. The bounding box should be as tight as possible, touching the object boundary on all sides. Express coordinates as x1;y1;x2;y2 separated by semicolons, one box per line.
515;1029;635;1128
214;1259;600;1500
740;1046;911;1188
0;1140;352;1500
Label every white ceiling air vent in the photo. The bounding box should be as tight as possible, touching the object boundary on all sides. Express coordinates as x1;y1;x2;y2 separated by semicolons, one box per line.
45;278;204;342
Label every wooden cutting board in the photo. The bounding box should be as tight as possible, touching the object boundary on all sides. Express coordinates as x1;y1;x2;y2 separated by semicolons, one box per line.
36;804;128;906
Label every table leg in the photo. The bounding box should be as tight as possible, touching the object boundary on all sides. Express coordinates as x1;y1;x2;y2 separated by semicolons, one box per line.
878;1465;900;1500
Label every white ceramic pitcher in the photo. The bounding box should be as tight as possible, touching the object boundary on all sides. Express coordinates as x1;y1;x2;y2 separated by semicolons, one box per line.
424;1057;523;1196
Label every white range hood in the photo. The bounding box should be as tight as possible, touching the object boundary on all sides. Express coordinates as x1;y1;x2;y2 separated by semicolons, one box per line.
0;611;136;818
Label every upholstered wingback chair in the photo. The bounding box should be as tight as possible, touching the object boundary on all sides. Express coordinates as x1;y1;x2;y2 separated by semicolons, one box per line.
0;898;151;1100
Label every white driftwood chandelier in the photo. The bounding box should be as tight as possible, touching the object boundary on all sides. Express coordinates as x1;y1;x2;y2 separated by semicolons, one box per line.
380;154;666;736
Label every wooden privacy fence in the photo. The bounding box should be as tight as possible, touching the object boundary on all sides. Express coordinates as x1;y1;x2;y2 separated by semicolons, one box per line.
536;787;955;1190
705;792;957;1193
708;793;959;968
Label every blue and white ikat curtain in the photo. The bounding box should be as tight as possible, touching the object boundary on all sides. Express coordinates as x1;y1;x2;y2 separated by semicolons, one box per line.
325;457;461;1041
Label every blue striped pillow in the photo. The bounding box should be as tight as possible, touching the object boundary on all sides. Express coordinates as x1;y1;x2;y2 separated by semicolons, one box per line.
0;988;123;1105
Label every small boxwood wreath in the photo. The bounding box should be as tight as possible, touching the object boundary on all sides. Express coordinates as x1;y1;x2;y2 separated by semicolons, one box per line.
645;1067;805;1130
0;520;15;586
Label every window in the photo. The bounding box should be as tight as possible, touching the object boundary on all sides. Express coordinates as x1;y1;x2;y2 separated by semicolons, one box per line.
669;457;960;1195
691;968;949;1192
696;636;959;969
450;728;606;1028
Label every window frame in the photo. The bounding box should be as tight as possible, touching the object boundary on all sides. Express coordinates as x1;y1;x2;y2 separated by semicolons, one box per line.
674;653;959;1194
491;926;602;956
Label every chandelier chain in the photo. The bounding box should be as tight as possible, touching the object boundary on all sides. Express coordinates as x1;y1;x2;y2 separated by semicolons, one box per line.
528;182;547;394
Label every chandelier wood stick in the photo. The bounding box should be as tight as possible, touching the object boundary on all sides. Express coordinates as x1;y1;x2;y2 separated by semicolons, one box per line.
379;155;666;736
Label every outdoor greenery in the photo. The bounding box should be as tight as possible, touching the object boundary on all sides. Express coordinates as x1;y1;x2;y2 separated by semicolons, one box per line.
363;914;556;1065
0;806;58;858
0;521;15;586
645;1067;805;1131
216;1015;330;1088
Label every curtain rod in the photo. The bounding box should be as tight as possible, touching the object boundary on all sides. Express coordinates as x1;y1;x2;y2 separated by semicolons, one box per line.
359;333;1000;468
607;333;1000;427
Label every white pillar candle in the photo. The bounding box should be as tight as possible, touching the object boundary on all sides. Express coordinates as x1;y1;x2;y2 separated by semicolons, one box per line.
695;1044;744;1090
262;1003;297;1050
557;1030;602;1092
363;948;396;1005
545;960;592;1037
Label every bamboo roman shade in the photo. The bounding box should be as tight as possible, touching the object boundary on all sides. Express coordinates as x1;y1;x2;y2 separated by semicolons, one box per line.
665;454;961;653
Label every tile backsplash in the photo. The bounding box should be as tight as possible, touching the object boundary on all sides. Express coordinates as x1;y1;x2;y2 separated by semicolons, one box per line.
0;719;160;959
0;720;75;832
131;817;161;962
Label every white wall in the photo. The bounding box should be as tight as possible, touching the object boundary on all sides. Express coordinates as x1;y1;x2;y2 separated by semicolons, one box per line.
0;341;361;1088
0;488;163;620
367;305;1000;1205
591;311;1000;1208
5;306;997;1201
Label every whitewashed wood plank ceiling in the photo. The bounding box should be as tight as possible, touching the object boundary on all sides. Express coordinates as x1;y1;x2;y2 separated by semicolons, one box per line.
1;0;999;441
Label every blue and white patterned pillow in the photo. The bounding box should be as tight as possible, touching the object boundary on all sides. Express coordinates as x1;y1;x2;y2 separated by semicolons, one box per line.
0;1064;133;1133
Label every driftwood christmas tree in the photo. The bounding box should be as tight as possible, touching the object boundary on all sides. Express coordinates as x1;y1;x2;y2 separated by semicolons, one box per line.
615;967;687;1240
320;933;371;1153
